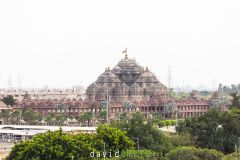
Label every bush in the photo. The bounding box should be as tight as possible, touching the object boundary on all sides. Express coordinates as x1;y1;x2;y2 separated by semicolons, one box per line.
158;120;176;127
165;120;171;127
158;121;166;127
166;146;198;160
222;152;240;160
170;120;176;126
169;133;196;148
166;146;223;160
196;148;224;160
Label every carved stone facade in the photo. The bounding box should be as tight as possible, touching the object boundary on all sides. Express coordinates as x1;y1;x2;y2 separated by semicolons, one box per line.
86;54;169;103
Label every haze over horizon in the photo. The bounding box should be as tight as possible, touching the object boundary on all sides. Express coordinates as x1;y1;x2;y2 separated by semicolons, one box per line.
0;0;239;89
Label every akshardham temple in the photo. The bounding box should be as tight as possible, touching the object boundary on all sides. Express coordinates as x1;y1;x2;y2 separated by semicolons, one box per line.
86;53;168;103
11;51;228;121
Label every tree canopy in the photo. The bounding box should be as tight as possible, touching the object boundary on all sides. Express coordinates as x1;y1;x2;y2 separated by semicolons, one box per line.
6;125;134;160
2;95;16;106
177;109;240;153
110;112;172;154
166;146;224;160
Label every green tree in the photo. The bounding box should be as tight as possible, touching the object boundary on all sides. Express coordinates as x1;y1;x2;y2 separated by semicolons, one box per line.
34;112;43;121
2;95;16;106
45;114;56;125
150;112;162;124
6;129;77;160
6;125;134;160
72;133;102;159
230;92;240;109
177;110;223;150
96;125;134;154
98;110;107;123
55;114;66;126
0;109;11;124
220;111;240;153
80;112;93;127
177;109;240;153
111;112;171;154
119;112;129;122
21;109;36;125
10;109;21;125
170;133;196;148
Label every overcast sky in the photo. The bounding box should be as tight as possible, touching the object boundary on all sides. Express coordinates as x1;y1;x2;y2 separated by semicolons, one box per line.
0;0;239;89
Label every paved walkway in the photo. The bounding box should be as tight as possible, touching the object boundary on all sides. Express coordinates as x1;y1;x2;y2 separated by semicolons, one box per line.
159;126;176;133
0;143;14;160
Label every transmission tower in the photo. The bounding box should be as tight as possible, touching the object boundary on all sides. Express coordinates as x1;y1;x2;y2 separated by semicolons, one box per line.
168;65;172;89
8;76;12;88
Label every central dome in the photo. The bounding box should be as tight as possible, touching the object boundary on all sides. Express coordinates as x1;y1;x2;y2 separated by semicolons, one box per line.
113;58;143;73
86;51;169;102
112;56;143;86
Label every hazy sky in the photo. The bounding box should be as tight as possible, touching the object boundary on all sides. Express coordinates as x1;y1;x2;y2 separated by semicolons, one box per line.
0;0;239;89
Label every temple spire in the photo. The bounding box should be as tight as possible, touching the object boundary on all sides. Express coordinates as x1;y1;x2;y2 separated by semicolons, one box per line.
145;66;149;71
122;48;128;59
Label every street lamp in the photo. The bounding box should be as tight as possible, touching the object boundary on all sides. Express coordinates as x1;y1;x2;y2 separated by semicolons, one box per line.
174;108;179;127
106;87;109;124
165;100;178;133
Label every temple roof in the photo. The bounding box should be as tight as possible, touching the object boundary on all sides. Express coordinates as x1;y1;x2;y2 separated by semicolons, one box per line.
136;69;159;83
211;91;220;99
96;70;121;83
112;57;143;74
0;100;12;109
86;51;169;102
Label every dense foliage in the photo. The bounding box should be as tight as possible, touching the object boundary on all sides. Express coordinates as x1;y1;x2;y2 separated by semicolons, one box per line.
218;83;240;95
177;109;240;153
221;152;240;160
158;120;177;127
166;146;224;160
6;125;134;160
5;93;240;160
169;133;196;148
1;95;16;106
110;112;172;154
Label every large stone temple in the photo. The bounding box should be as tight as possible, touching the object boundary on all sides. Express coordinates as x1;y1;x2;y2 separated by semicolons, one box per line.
12;50;228;121
86;52;169;103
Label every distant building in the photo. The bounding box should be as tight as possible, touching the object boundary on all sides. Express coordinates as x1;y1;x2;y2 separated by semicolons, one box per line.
0;87;85;100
